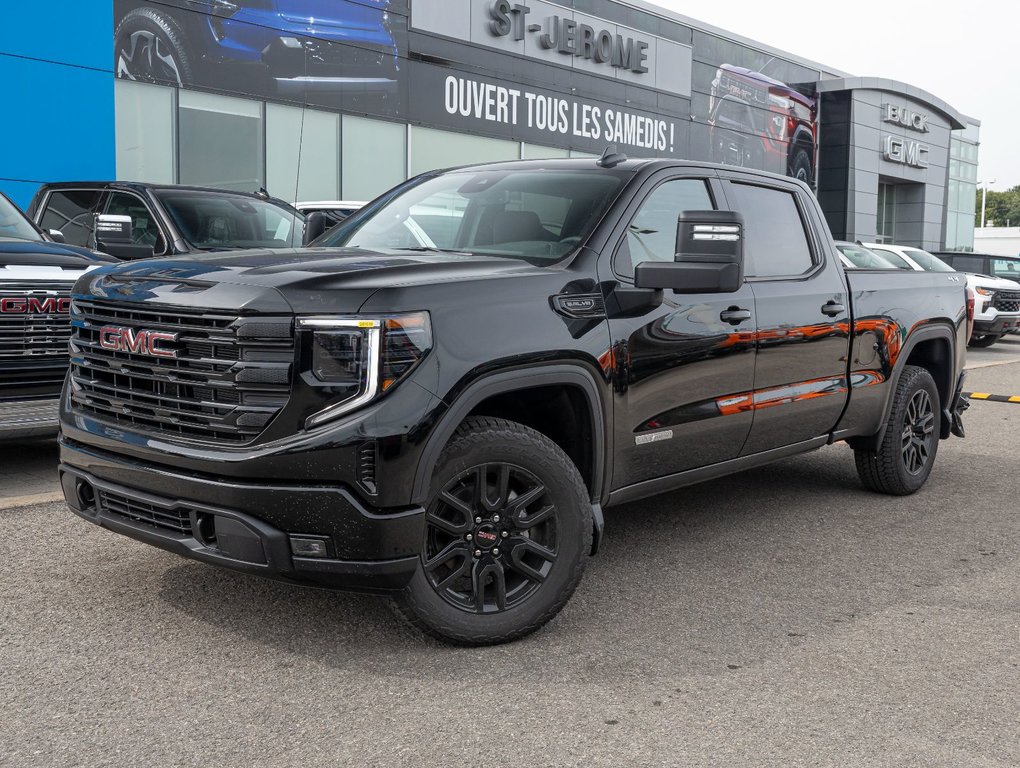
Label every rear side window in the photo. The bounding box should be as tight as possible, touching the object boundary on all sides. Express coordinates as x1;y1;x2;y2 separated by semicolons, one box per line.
618;178;714;279
39;190;104;246
727;183;814;278
867;246;914;270
946;255;984;274
902;248;955;272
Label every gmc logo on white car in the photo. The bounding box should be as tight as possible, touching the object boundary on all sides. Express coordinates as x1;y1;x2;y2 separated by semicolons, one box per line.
0;297;72;314
98;326;179;359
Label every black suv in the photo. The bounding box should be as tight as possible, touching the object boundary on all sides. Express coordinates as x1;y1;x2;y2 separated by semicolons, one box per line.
28;182;305;260
58;158;968;644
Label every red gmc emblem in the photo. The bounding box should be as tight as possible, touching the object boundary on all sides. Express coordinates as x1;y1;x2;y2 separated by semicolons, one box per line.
0;297;71;314
98;326;179;359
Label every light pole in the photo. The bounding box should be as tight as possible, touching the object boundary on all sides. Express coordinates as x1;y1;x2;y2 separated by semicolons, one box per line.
979;179;996;228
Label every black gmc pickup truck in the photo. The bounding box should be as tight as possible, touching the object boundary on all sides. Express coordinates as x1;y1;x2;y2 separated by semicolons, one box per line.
59;157;969;645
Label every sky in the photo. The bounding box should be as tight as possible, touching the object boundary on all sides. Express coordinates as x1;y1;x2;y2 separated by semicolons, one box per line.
651;0;1020;191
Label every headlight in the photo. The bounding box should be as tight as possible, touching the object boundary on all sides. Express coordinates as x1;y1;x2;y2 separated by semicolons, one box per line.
298;312;432;428
974;287;995;297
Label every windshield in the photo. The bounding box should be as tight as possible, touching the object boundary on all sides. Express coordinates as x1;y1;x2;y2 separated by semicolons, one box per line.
154;190;305;250
0;194;42;242
318;169;629;263
902;247;956;272
836;243;902;269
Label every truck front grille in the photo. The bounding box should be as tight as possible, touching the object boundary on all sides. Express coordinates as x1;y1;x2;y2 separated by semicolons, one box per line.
69;300;294;443
0;284;74;359
993;291;1020;313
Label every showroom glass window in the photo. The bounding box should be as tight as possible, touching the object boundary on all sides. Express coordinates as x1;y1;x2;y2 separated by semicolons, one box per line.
618;179;714;279
726;183;814;277
178;91;264;192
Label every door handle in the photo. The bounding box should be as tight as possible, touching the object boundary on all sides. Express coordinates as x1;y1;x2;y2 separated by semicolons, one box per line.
821;301;846;317
720;307;752;325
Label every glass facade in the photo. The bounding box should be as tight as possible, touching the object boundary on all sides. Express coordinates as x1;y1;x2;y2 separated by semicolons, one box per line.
877;183;896;244
114;81;583;203
946;121;980;252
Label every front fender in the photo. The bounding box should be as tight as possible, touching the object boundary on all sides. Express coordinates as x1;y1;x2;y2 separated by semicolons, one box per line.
410;364;610;507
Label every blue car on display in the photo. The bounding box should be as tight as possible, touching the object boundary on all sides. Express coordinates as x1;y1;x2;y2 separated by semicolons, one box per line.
114;0;399;99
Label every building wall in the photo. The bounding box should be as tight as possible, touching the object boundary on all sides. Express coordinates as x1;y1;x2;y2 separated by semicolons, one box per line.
974;227;1020;257
0;1;116;209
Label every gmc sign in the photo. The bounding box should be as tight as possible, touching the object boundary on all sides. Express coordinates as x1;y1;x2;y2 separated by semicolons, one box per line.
98;326;179;359
0;296;72;314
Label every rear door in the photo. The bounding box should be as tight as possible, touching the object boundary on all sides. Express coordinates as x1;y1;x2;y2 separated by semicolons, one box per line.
602;171;758;489
719;175;852;454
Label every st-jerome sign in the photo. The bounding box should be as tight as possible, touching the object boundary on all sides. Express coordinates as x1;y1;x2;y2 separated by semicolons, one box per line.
488;1;650;74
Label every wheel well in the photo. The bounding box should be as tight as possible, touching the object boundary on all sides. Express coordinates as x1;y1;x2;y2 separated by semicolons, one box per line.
904;337;953;427
465;385;595;494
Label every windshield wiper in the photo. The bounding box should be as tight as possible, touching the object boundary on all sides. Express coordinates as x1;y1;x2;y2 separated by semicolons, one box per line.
393;246;472;255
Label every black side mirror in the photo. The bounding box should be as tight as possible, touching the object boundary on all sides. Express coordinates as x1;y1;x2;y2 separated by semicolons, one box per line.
47;229;66;243
303;211;333;245
92;214;154;260
635;210;744;293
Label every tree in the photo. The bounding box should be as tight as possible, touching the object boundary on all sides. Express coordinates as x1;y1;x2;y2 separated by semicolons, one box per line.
977;185;1020;227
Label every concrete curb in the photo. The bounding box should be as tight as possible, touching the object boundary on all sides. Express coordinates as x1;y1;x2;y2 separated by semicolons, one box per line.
0;491;64;511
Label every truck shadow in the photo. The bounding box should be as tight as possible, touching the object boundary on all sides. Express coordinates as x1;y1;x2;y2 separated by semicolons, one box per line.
154;443;962;682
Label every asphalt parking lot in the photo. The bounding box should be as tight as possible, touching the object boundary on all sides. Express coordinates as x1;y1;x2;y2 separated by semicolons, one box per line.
2;343;1018;767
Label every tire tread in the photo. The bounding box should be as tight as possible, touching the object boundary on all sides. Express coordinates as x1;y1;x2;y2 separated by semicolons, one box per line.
389;416;592;646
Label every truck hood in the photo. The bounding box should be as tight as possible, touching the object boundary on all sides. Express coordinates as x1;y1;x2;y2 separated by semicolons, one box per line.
0;237;114;266
967;273;1020;290
78;247;555;314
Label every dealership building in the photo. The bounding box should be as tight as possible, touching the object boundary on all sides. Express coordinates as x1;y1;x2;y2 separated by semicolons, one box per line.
1;0;980;252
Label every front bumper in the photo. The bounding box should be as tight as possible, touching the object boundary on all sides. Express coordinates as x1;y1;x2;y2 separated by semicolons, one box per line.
0;398;59;440
973;314;1020;335
59;438;424;593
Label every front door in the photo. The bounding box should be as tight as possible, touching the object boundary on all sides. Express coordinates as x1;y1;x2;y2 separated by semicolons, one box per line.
601;172;757;490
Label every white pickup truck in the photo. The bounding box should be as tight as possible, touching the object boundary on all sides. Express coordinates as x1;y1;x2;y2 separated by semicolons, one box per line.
863;243;1020;348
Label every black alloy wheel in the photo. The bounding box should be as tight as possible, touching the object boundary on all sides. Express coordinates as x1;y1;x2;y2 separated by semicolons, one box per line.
423;463;558;614
900;389;935;475
391;417;591;645
854;364;941;495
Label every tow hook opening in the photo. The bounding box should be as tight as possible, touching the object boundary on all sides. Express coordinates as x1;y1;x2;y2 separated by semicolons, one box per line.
75;480;96;511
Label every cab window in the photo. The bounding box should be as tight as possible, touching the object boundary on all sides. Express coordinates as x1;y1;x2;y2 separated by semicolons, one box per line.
616;179;714;280
105;193;165;254
727;183;814;278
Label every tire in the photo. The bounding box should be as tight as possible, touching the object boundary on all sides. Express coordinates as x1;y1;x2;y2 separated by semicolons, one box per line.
968;333;1002;348
854;365;941;496
114;7;193;87
788;146;813;184
390;416;592;645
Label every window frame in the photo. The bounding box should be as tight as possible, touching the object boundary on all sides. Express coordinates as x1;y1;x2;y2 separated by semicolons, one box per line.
610;172;722;283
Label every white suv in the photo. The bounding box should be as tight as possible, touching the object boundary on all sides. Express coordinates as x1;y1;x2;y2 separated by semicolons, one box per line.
865;243;1020;348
